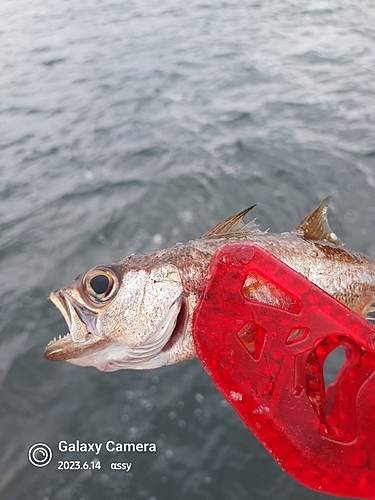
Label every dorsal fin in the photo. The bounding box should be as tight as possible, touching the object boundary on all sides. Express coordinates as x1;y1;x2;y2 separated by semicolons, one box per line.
203;204;259;238
295;197;343;245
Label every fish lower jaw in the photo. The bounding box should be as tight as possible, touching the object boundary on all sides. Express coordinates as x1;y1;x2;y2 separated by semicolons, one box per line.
45;332;72;348
44;332;75;360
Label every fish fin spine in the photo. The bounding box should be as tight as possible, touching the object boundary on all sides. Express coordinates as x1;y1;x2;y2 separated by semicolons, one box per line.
203;204;259;238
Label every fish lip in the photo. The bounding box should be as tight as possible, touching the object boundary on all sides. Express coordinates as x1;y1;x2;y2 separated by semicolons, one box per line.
49;291;72;331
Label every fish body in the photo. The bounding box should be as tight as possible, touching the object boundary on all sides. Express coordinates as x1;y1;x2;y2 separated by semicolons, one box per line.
45;198;375;371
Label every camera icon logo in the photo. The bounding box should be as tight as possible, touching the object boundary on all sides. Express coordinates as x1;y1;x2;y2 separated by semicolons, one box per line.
28;443;53;467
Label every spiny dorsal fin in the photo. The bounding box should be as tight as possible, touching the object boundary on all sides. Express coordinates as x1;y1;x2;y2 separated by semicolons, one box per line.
295;197;343;245
203;204;259;238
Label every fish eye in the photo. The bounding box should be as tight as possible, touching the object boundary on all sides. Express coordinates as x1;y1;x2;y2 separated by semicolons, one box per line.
90;274;109;295
83;267;119;303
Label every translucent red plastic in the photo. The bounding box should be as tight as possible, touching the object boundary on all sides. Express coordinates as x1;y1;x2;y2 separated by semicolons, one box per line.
192;243;375;499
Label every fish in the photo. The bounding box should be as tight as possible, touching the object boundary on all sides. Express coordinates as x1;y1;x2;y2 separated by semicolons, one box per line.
44;197;375;372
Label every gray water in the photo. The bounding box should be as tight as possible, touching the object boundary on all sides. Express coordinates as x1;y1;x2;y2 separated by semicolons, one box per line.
1;0;375;499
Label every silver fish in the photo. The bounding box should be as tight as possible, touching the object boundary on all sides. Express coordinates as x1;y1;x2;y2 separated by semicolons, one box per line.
45;198;375;371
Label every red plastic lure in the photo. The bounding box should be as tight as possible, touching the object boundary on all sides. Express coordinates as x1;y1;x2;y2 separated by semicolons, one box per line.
192;243;375;499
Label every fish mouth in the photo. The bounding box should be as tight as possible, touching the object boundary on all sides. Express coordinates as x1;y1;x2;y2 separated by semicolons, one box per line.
44;291;101;361
44;292;73;360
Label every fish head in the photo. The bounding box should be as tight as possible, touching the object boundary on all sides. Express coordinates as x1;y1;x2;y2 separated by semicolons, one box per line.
44;260;192;371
